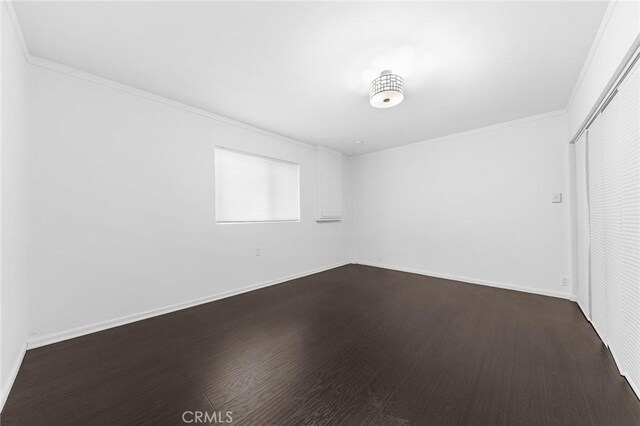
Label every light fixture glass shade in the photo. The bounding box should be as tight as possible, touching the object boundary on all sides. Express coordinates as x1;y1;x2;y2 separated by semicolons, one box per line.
369;70;404;108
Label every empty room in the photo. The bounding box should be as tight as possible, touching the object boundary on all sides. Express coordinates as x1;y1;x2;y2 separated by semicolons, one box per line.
1;0;639;424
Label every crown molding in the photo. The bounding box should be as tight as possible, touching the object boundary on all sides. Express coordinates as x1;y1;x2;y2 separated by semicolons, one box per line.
3;0;29;60
566;0;617;112
3;1;315;152
350;109;567;159
1;1;579;158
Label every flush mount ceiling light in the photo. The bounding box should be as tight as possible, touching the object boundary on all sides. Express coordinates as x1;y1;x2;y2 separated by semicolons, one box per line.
369;70;404;108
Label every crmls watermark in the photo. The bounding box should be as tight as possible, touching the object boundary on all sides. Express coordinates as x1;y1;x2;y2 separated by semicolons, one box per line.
182;411;233;424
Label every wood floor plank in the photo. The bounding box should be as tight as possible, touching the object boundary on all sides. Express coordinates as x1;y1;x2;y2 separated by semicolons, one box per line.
414;300;509;425
234;285;420;424
502;310;550;426
278;294;434;425
446;296;517;426
373;308;482;424
330;305;453;425
540;307;596;426
2;264;639;425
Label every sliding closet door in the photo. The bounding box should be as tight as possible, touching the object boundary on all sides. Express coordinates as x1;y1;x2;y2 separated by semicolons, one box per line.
587;115;608;344
619;60;640;391
601;88;624;363
602;61;640;385
575;133;590;317
585;58;640;393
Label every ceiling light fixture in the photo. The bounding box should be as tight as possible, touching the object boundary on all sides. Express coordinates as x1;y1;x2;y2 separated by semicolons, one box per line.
369;70;404;108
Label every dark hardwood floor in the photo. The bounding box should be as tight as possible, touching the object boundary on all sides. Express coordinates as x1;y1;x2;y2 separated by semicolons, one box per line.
2;264;639;425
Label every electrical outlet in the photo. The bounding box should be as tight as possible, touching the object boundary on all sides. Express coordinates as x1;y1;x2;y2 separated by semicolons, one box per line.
562;277;569;287
256;247;261;257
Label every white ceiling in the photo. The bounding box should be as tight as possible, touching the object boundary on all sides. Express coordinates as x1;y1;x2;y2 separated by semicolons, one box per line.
14;1;607;155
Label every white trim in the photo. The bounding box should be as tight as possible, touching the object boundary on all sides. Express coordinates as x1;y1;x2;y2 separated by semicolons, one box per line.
606;342;639;404
566;0;617;111
3;2;314;153
5;1;566;159
26;261;350;349
350;109;567;159
0;2;27;413
315;145;344;157
356;262;640;403
578;297;640;403
355;261;572;300
591;320;609;348
582;308;640;403
577;300;591;322
0;343;26;412
610;346;626;376
215;145;299;166
569;26;640;144
3;1;29;61
628;377;640;402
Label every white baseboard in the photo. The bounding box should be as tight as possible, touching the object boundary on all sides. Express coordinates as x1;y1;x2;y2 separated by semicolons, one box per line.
27;261;350;350
577;300;591;321
1;342;27;412
628;376;640;402
355;261;572;300
586;313;640;402
355;262;640;402
14;260;640;404
591;321;609;348
610;346;626;376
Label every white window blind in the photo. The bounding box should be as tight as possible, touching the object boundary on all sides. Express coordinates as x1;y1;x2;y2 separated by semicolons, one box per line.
578;56;640;398
587;115;608;344
575;132;590;318
214;148;300;223
602;88;624;362
601;60;640;389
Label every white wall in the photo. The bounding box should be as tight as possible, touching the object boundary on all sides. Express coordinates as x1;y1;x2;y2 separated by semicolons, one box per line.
567;0;639;303
352;112;572;298
567;0;640;139
6;0;632;402
1;6;30;407
25;62;350;344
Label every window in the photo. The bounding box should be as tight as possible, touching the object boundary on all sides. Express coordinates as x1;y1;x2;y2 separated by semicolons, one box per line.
215;147;300;223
